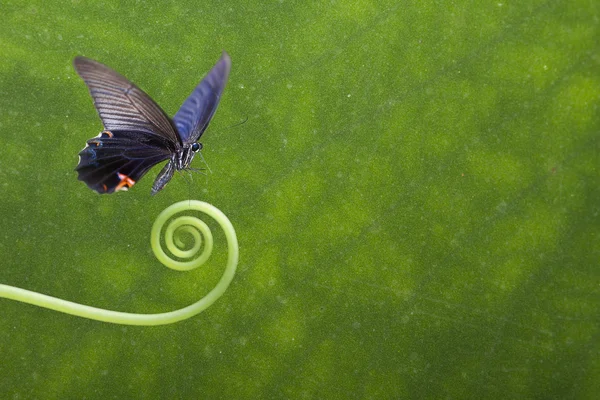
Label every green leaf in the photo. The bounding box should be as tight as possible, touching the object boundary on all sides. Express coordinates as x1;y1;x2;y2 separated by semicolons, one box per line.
0;0;598;398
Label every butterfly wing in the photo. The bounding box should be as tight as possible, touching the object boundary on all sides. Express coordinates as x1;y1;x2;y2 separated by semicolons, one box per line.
73;56;181;146
173;51;231;143
76;130;172;193
74;56;182;194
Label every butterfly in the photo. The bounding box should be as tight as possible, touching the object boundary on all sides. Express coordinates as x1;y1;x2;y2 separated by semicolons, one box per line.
74;51;230;195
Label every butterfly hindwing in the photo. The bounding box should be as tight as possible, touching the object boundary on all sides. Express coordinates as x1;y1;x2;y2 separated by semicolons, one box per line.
76;130;172;193
173;51;231;143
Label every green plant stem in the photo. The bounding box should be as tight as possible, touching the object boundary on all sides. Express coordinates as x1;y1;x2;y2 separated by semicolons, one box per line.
0;200;238;326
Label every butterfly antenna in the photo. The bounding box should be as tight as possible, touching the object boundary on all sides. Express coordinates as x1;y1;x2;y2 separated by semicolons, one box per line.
178;169;191;185
176;169;193;204
209;116;249;136
198;150;213;174
188;171;192;204
227;115;248;130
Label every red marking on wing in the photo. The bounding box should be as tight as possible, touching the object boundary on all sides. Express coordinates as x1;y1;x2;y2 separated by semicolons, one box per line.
115;173;136;191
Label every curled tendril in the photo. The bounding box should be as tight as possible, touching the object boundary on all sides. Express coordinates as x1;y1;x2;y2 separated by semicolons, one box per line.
0;200;238;326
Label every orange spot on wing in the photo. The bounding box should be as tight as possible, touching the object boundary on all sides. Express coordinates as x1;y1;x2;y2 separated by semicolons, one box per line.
102;130;114;138
115;173;136;191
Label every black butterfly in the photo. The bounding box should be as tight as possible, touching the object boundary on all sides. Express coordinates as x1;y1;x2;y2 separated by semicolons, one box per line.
74;52;230;195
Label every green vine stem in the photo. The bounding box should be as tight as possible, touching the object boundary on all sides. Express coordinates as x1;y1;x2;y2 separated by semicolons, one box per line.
0;200;238;326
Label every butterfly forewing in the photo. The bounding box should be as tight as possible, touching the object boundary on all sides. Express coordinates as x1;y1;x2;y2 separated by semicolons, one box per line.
73;57;181;145
173;51;231;143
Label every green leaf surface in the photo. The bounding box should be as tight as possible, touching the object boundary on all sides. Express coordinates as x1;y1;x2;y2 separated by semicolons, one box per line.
0;0;598;398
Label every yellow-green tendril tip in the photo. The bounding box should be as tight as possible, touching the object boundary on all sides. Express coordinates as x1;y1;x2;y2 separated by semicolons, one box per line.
0;200;238;325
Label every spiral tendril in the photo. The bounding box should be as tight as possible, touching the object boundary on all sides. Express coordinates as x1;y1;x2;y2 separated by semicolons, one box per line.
0;200;238;325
